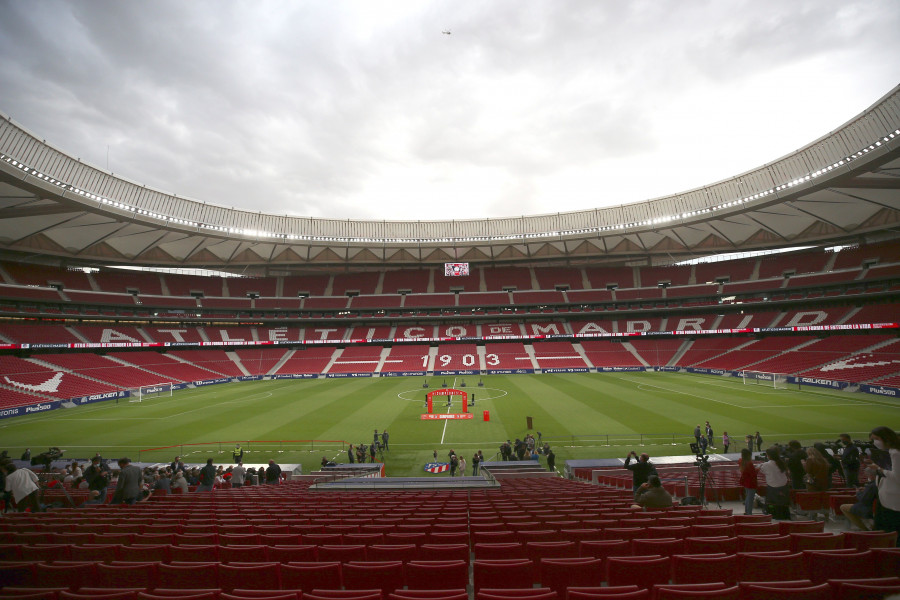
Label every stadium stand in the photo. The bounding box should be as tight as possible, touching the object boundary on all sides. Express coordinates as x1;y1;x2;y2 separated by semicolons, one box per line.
380;344;431;373
226;276;278;298
332;272;380;296
275;346;337;375
92;269;164;295
531;341;589;370
534;266;586;290
0;355;118;399
382;269;432;294
580;340;644;368
692;336;817;371
0;323;82;344
36;353;169;389
328;346;384;374
162;274;224;297
629;339;683;367
236;348;290;376
434;343;480;372
105;352;224;383
483;342;533;370
482;266;533;291
168;350;245;377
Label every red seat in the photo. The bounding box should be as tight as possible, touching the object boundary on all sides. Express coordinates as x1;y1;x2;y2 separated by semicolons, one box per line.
279;561;342;591
157;562;219;590
367;544;417;563
671;553;738;585
474;542;524;560
873;547;900;577
472;559;533;591
343;533;384;546
20;544;72;562
217;562;280;592
384;533;428;546
418;544;469;563
689;524;735;538
405;561;468;591
388;592;467;600
218;545;269;563
683;536;738;555
830;580;900;600
302;593;381;600
736;534;790;553
737;551;804;582
343;562;404;595
136;593;218;600
474;589;555;600
524;541;577;581
804;549;875;584
842;530;899;550
777;521;824;535
741;582;832;600
0;588;69;599
653;583;739;600
34;562;97;590
169;545;219;562
317;545;367;562
630;538;684;558
789;532;844;552
266;545;317;562
472;531;516;545
219;534;261;546
428;532;469;546
567;588;649;599
538;557;602;596
59;592;138;600
118;544;170;563
734;523;779;536
227;592;302;600
578;539;632;560
606;555;670;589
96;562;159;590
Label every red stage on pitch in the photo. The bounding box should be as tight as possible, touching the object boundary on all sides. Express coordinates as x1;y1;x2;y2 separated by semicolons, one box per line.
420;413;474;420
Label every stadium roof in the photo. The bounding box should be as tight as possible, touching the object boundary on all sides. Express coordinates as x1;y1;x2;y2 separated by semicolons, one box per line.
1;85;899;274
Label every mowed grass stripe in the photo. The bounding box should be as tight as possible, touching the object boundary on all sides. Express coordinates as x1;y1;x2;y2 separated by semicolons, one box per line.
3;372;896;475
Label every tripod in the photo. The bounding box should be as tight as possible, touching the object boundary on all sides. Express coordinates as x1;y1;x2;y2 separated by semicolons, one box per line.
696;459;722;508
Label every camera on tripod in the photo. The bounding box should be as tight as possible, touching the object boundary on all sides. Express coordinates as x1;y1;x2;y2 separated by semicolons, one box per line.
695;453;711;473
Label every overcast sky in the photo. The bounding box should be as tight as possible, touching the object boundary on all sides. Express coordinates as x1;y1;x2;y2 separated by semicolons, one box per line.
1;1;898;222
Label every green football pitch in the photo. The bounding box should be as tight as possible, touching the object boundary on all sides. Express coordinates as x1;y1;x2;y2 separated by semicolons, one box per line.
4;372;896;476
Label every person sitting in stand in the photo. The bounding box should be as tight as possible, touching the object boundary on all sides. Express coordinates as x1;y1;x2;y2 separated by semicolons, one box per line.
633;475;673;509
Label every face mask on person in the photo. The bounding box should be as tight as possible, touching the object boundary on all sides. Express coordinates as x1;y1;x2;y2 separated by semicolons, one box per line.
873;439;886;451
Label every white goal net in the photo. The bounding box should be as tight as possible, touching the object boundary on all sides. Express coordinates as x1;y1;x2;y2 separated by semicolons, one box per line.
129;383;174;402
741;371;789;389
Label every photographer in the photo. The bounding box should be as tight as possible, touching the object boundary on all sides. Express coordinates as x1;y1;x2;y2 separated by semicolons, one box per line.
84;455;110;504
624;451;655;492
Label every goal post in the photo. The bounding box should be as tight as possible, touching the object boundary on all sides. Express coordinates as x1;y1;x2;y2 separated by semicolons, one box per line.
741;371;789;389
129;382;174;402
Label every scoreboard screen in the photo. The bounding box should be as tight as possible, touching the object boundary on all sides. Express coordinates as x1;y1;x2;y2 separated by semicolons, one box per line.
444;262;470;277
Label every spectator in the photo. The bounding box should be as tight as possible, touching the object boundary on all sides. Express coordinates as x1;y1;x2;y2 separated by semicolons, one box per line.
759;447;791;520
154;470;171;493
755;432;764;452
633;475;673;509
459;456;467;476
786;440;808;490
2;463;41;512
814;442;840;485
112;458;142;505
21;448;30;461
231;463;245;489
867;426;900;543
197;459;216;492
547;449;556;473
746;434;754;452
472;452;480;475
722;431;730;454
839;433;861;487
171;470;189;494
803;446;831;491
170;456;185;474
739;448;758;515
266;460;282;484
624;451;656;492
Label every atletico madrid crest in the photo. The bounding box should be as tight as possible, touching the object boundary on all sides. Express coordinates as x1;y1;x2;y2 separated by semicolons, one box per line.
424;462;450;473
